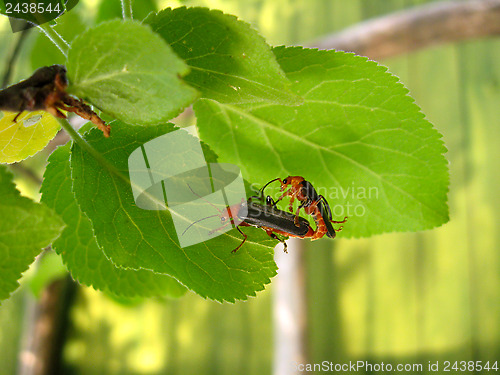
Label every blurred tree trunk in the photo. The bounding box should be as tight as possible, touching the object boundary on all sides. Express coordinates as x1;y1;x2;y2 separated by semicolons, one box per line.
18;276;75;375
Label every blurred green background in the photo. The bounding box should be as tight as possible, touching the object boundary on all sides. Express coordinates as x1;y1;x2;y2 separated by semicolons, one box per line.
0;0;499;374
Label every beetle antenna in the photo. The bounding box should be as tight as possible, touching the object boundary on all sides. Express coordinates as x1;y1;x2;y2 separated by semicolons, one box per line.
182;214;220;236
186;183;223;215
260;178;280;194
249;178;281;201
183;183;234;236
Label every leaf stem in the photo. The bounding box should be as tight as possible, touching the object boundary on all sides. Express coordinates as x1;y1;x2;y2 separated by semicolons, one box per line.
121;0;133;19
57;119;171;213
57;119;128;186
38;24;69;58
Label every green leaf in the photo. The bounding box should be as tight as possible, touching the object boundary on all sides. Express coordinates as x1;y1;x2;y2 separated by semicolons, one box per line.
0;111;60;164
195;47;449;237
66;20;198;125
41;143;186;298
144;7;300;105
70;122;277;302
0;165;64;302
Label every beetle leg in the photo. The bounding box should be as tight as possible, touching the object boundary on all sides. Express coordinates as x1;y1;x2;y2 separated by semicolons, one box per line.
231;226;247;253
274;188;290;205
293;205;302;227
208;221;232;235
13;96;28;122
331;216;348;224
265;229;288;253
287;194;296;213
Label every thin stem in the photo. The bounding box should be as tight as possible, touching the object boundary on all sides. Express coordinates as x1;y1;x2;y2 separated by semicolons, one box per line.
57;119;129;186
121;0;133;19
38;24;69;58
57;119;181;219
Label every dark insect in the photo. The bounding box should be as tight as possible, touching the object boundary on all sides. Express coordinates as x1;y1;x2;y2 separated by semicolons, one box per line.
261;176;347;239
0;65;110;137
183;196;315;253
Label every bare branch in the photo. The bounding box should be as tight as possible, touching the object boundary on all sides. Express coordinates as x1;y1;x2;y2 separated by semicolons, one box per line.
311;0;500;60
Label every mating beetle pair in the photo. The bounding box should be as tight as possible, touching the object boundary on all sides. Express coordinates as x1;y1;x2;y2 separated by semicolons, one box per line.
184;176;347;253
260;176;347;241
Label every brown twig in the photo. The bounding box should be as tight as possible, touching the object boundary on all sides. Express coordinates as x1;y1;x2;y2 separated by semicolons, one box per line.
311;0;500;60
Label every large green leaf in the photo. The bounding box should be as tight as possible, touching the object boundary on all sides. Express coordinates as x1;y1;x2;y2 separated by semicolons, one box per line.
66;20;198;125
195;47;449;237
144;7;300;105
0;165;64;302
70;122;277;302
41;143;186;298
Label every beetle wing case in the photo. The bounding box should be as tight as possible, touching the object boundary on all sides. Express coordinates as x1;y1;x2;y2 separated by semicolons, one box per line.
318;201;336;238
245;201;310;236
